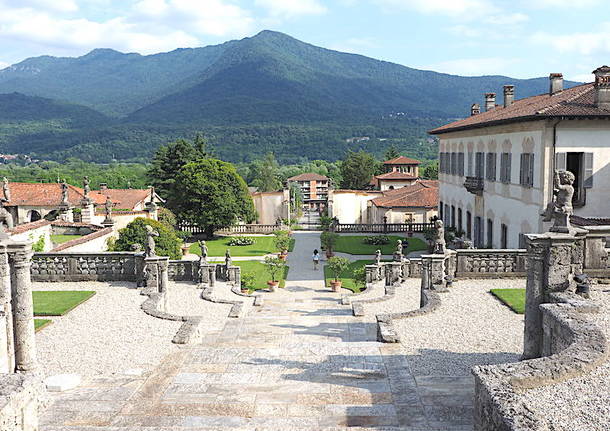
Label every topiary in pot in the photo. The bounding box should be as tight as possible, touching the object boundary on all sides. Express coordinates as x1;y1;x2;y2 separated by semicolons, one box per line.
327;256;350;292
263;256;286;292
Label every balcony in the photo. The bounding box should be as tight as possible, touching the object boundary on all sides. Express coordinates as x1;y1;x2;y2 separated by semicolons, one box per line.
464;176;484;195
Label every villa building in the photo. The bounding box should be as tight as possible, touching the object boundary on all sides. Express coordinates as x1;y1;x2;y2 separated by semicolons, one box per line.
372;156;420;190
430;66;610;248
286;173;330;211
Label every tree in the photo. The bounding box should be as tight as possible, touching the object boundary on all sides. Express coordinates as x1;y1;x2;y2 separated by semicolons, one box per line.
251;152;283;192
422;162;438;180
147;135;211;212
339;151;379;190
111;218;182;259
174;158;256;237
384;145;400;161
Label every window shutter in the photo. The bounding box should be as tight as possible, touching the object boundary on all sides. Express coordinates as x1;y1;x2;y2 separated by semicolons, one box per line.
555;152;567;171
584;152;594;188
506;153;512;183
519;154;525;185
468;152;473;176
528;154;535;186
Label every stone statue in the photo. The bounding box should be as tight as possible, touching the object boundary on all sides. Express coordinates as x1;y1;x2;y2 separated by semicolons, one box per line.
375;249;382;266
198;240;208;262
433;219;446;254
225;249;232;267
2;177;10;202
541;170;575;233
83;176;90;197
60;179;69;205
104;197;113;218
396;240;403;256
0;198;14;232
145;225;159;257
130;243;143;252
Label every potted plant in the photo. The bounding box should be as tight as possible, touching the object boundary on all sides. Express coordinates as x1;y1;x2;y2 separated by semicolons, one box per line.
240;272;257;294
327;256;349;292
321;231;339;258
273;232;291;260
263;256;286;292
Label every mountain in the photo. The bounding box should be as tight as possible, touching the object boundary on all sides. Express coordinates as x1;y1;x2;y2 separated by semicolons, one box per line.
0;31;580;162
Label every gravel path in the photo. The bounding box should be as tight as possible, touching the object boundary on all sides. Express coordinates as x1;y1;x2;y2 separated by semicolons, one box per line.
34;281;182;378
393;279;525;376
519;284;610;431
345;279;385;303
164;282;233;330
364;278;420;315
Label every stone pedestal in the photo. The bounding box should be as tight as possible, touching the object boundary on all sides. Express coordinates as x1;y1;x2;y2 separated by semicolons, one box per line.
145;201;158;220
227;266;240;286
80;199;94;224
523;231;585;359
57;204;73;223
142;256;169;295
583;227;609;270
365;265;377;283
421;254;448;292
384;262;402;287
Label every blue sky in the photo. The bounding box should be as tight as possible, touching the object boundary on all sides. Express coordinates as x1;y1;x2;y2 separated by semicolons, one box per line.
0;0;608;81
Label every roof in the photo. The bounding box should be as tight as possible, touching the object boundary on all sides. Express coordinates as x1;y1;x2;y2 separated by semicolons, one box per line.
571;215;610;227
371;180;438;208
374;171;418;181
429;82;610;135
5;182;86;207
383;156;421;165
89;189;152;210
287;173;329;181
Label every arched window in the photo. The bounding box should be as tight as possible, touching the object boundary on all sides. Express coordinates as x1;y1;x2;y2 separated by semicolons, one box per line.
27;210;42;222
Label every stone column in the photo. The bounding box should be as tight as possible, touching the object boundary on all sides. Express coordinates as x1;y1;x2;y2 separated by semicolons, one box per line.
8;242;36;372
365;265;377;284
422;254;447;292
0;245;13;373
420;258;430;294
385;262;401;287
58;204;74;223
208;265;216;287
80;199;95;224
158;258;169;293
523;231;585;359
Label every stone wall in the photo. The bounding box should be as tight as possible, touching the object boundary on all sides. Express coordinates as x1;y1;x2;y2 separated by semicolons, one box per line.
0;373;44;431
51;227;114;253
31;252;141;282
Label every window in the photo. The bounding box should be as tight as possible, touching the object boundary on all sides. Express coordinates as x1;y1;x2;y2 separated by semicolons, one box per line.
450;153;457;175
486;153;497;181
444;204;450;226
467;152;473;176
501;224;508;249
466;211;472;239
451;205;456;228
555;152;593;207
487;218;493;248
475;152;485;179
474;216;483;248
458;208;463;232
458;153;465;176
519;153;535;187
500;153;512;183
439;201;444;220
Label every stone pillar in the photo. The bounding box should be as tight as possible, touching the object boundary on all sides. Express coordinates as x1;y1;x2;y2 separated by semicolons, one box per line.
401;258;410;279
208;265;216;287
523;231;585;359
385;262;401;287
365;265;377;284
227;266;240;286
80;199;95;224
422;254;448;292
58;204;73;223
158;258;169;293
145;201;158;221
8;242;36;372
420;258;430;294
444;250;457;280
0;244;13;373
583;227;609;270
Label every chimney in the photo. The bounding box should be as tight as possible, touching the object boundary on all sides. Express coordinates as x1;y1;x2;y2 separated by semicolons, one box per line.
549;73;563;95
484;93;496;111
99;183;108;190
503;85;515;108
593;65;610;110
471;103;481;116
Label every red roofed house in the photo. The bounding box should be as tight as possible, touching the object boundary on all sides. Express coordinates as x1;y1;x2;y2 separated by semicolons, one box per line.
287;173;330;211
372;156;421;191
369;180;438;223
429;66;610;248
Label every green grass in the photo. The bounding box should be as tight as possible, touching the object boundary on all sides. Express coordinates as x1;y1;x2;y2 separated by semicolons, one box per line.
333;235;427;255
324;259;372;293
189;236;282;257
32;291;96;316
51;234;84;244
34;319;52;332
490;289;526;314
235;261;289;291
288;238;296;252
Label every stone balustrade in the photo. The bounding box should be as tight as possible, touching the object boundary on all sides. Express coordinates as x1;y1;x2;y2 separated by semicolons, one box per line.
31;252;142;282
454;249;527;278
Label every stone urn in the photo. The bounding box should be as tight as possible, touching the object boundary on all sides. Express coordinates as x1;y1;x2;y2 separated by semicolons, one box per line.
181;244;190;256
267;280;279;292
330;280;342;292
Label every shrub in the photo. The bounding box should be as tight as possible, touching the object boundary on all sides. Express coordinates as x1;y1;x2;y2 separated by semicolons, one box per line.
327;256;350;282
227;237;255;246
157;207;177;230
240;272;257;291
111;217;182;259
263;256;286;282
31;235;45;252
273;232;291;252
320;231;339;252
352;266;367;290
363;235;390;245
320;216;333;231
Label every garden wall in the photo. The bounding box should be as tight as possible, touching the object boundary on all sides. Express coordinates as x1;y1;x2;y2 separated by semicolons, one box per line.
31;252;141;282
51;227;114;253
9;221;53;252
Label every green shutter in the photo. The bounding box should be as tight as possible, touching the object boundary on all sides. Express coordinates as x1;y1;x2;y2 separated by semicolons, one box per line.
584;152;594;188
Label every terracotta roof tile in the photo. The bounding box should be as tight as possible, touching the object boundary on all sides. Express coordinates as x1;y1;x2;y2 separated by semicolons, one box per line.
429;83;610;134
5;183;86;207
375;171;418;180
372;180;438;208
287;173;329;181
383;156;421;165
89;189;151;210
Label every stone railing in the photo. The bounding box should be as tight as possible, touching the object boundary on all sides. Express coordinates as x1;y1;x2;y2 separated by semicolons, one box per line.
217;224;288;235
31;252;142;282
332;222;433;234
167;260;199;282
472;293;608;430
453;249;527;278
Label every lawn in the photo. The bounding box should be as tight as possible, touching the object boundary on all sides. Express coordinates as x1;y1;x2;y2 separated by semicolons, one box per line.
189;236;291;257
324;259;371;293
490;289;526;314
234;261;289;291
51;234;84;244
333;235;427;255
34;319;52;332
32;291;96;316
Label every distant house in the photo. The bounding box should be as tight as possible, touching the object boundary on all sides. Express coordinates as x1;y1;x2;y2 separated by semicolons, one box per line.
287;173;330;211
372;156;421;191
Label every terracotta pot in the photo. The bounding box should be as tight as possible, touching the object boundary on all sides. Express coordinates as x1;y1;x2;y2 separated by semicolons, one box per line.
325;250;334;259
241;288;249;294
278;254;287;261
330;280;342;292
267;280;279;291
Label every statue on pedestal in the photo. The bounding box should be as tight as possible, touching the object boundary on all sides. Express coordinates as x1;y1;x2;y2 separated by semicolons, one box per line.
541;170;575;234
2;177;10;202
374;249;382;266
60;179;69;205
433;219;446;254
199;240;208;263
225;249;232;267
83;176;90;197
145;225;159;257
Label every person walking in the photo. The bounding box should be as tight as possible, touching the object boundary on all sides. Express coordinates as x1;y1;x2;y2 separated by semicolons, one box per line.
312;249;320;270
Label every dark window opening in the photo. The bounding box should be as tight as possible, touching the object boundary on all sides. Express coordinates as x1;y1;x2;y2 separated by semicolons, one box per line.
501;224;508;249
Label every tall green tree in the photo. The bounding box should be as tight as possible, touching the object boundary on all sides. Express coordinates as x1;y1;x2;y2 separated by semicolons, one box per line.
384;145;400;161
147;135;211;213
339;151;379;190
422;162;439;180
174;159;256;237
251;152;283;192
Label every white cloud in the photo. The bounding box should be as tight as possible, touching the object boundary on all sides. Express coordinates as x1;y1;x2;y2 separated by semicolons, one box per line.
531;23;610;56
376;0;497;17
0;0;78;13
255;0;327;18
0;61;9;69
525;0;599;7
420;57;522;76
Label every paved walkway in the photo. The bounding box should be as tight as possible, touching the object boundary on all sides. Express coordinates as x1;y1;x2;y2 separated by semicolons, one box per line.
40;232;473;430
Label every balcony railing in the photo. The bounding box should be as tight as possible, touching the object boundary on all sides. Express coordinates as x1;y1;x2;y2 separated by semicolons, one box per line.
464;176;484;195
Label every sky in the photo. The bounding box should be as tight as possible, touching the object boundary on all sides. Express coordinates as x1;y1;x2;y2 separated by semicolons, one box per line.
0;0;608;81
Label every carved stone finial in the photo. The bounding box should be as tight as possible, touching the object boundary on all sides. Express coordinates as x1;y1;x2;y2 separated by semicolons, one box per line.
541;170;575;234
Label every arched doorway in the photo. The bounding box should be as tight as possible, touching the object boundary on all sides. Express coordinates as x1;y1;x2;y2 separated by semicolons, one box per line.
28;210;42;222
